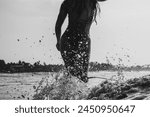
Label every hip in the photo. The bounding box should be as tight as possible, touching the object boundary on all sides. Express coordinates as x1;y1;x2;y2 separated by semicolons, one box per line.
60;28;91;51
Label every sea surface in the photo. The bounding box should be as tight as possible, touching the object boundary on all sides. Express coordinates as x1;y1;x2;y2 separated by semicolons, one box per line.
0;71;150;100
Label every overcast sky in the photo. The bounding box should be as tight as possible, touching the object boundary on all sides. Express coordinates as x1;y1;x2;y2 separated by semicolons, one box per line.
0;0;150;66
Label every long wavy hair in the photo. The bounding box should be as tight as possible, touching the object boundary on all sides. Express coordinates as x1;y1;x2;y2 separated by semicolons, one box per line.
64;0;100;23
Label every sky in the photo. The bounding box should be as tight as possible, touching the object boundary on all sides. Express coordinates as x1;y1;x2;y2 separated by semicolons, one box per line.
0;0;150;66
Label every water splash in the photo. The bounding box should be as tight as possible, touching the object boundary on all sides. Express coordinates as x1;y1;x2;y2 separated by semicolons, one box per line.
33;71;89;100
106;56;127;82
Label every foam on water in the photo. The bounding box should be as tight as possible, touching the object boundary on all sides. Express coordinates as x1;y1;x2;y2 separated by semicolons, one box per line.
33;71;89;100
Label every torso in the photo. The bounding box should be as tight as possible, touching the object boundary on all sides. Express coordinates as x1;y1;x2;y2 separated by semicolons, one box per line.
66;0;94;34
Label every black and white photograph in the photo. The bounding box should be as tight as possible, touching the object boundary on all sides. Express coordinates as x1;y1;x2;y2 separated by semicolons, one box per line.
0;0;150;101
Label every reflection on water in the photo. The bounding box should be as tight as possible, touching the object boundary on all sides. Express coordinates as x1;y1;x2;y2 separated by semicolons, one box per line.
0;71;150;100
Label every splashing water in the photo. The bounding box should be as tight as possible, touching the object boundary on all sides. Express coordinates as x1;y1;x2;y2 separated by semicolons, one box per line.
106;56;126;82
33;70;89;100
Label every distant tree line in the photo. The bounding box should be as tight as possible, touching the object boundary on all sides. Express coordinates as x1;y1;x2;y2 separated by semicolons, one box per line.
0;60;63;73
89;62;114;71
89;62;150;71
0;59;150;73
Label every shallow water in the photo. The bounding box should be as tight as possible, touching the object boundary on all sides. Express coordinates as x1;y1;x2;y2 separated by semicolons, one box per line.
0;71;150;100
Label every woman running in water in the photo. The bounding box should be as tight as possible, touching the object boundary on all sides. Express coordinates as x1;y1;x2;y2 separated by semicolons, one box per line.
55;0;106;83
